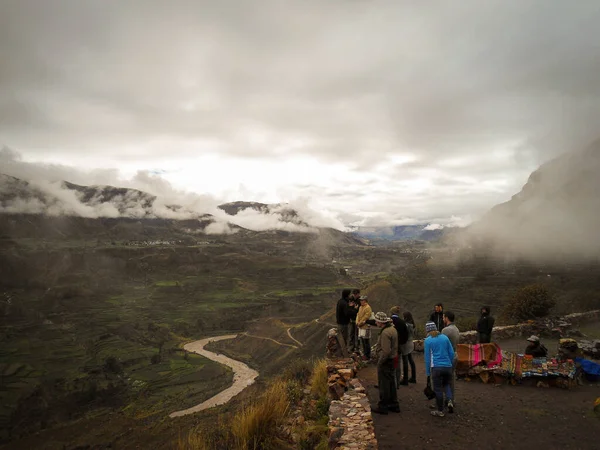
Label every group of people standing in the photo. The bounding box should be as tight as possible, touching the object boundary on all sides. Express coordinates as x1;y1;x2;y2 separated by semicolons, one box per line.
335;289;417;385
431;303;496;345
336;292;499;418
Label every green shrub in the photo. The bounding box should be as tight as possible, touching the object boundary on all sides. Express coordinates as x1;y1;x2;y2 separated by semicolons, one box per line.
314;397;329;418
502;284;556;322
286;379;303;405
298;423;329;450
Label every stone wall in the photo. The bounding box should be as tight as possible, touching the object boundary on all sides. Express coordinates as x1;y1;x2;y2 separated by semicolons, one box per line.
326;356;377;450
413;309;600;352
326;328;377;448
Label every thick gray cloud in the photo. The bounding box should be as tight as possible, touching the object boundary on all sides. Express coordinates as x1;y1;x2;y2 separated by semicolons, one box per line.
1;0;600;225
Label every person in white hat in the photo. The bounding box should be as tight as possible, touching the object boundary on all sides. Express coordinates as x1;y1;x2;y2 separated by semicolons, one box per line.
525;335;548;358
372;312;400;415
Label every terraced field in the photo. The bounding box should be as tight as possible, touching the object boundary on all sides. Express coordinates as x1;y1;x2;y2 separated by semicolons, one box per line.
0;237;351;447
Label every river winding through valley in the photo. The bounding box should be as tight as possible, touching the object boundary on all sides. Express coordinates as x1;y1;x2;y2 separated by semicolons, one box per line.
169;334;259;418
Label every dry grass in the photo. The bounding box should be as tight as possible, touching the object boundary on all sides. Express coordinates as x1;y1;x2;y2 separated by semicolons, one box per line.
177;426;213;450
178;358;329;450
309;359;328;399
231;380;290;450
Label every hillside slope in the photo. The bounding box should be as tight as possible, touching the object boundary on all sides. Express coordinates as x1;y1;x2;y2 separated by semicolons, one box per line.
470;140;600;259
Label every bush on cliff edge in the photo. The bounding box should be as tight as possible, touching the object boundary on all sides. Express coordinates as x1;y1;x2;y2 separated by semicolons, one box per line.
502;284;556;323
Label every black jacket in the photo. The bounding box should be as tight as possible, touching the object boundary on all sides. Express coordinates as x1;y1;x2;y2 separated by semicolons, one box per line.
477;314;495;336
429;311;445;331
391;315;409;347
336;298;351;325
525;343;548;358
347;300;358;321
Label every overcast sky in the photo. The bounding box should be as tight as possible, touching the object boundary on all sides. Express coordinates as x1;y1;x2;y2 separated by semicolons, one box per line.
2;0;600;227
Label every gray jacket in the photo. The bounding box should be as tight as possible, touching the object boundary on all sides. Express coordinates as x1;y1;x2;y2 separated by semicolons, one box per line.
376;323;398;366
442;323;460;361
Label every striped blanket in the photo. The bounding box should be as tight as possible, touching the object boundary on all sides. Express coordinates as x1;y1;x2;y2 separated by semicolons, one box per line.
455;343;503;375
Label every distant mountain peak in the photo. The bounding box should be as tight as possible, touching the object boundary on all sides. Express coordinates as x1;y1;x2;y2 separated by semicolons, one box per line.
351;224;447;242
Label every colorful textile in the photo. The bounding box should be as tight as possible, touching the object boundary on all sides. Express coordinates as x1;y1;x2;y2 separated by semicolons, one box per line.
521;356;576;378
496;350;522;378
497;352;576;379
455;343;502;374
456;343;577;379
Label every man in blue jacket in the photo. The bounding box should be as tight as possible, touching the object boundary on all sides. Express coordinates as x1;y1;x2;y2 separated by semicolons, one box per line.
424;321;455;417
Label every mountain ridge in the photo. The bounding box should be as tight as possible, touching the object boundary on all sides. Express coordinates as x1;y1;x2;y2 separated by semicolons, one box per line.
350;224;447;242
470;139;600;258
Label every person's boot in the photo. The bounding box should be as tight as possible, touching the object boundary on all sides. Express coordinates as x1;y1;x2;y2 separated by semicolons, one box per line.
399;378;409;386
408;377;417;384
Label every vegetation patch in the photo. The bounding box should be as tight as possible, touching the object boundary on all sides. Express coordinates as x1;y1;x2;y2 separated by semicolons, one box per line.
178;358;329;450
502;284;556;322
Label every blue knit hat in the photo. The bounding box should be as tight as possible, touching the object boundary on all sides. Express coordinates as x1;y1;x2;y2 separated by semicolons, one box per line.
425;321;438;334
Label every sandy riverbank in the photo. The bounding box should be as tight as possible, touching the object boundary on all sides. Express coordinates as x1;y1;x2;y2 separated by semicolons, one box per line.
169;334;259;418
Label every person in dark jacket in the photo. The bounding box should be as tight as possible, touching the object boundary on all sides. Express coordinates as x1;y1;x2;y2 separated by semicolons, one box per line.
336;289;352;349
401;311;417;384
389;306;409;387
347;289;360;353
477;306;495;344
525;335;548;357
429;303;445;331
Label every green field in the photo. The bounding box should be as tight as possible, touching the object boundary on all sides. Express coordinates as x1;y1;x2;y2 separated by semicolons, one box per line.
0;238;349;446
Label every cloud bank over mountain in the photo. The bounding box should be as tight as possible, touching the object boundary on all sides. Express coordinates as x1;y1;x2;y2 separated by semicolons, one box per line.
0;148;345;232
3;1;600;227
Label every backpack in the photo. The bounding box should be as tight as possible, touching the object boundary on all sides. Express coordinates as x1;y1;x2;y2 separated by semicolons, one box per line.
393;317;409;346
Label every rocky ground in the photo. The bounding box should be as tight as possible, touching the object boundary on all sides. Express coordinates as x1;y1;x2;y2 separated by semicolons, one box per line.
359;352;600;450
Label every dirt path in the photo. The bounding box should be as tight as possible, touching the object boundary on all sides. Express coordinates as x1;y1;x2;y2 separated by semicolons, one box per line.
359;353;600;449
243;332;300;349
286;327;303;347
315;318;336;327
169;335;259;418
